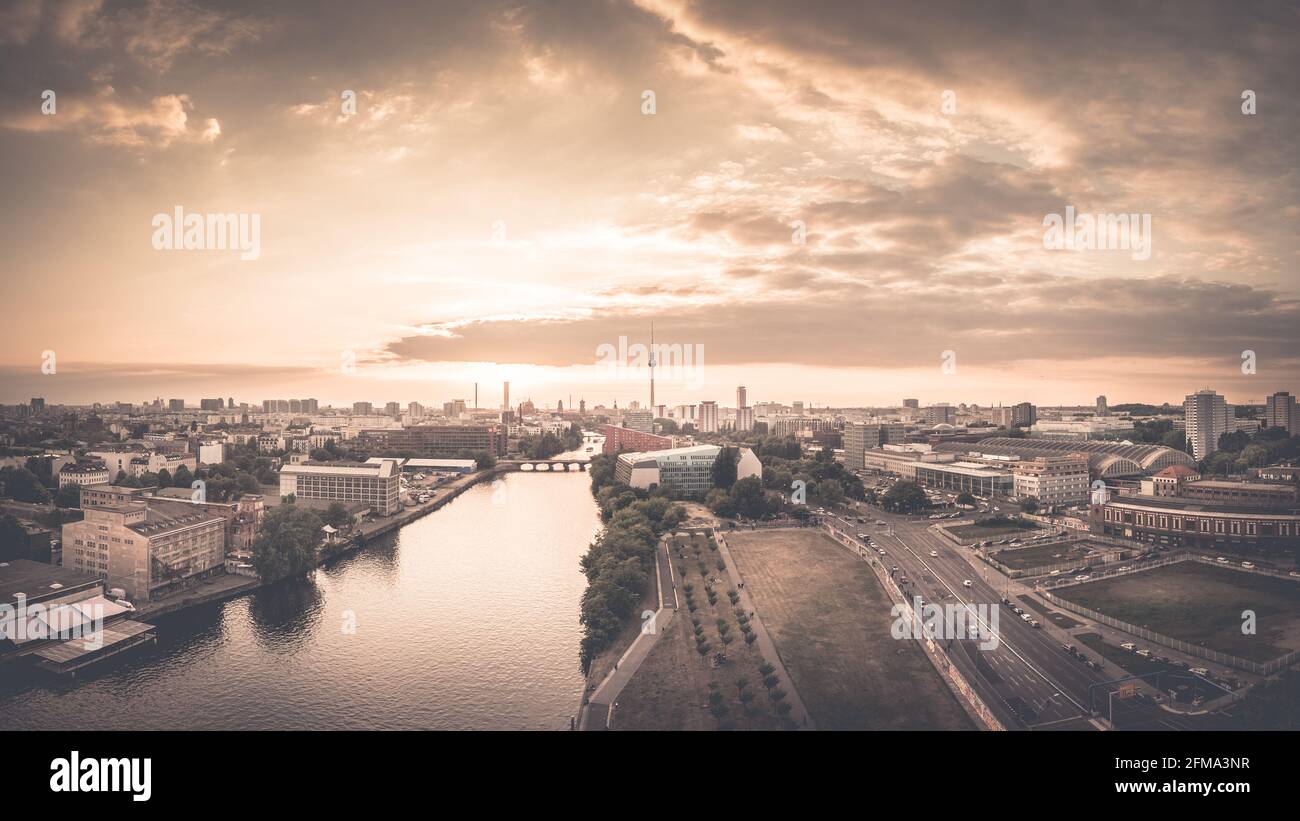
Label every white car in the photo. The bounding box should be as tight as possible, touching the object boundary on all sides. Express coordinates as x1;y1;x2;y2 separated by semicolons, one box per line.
962;579;973;587
877;549;886;556
1216;557;1229;563
929;550;939;557
1241;562;1256;569
1075;574;1091;581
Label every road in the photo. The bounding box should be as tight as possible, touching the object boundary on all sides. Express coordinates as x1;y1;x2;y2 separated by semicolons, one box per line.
818;502;1243;731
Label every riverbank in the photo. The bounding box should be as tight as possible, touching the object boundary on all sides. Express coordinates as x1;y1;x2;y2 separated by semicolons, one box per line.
136;466;508;622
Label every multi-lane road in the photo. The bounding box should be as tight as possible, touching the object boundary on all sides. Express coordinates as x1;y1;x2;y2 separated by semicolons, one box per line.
819;504;1241;731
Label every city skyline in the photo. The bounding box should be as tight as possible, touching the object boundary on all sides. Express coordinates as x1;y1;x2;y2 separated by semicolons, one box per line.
2;2;1298;407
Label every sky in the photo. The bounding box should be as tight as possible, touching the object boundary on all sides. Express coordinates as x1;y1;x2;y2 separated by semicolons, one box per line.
1;0;1297;410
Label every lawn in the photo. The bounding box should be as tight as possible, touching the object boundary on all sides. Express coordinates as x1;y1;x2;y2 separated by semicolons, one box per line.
1057;562;1300;663
723;529;973;730
992;541;1095;570
948;518;1040;541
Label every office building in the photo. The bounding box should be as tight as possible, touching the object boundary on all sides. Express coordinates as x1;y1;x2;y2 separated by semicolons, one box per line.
622;410;653;433
279;459;401;516
353;402;374;415
357;425;506;457
1013;455;1090;508
615;444;761;497
602;425;674;455
62;501;227;601
57;463;111;489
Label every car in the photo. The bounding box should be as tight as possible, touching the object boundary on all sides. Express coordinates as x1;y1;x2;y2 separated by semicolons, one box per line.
1049;569;1061;576
857;533;867;540
993;506;1000;511
1291;571;1300;579
1029;619;1040;628
929;550;939;557
1241;562;1256;569
1020;613;1032;622
962;579;972;587
1011;606;1023;615
1216;556;1229;563
1063;644;1075;654
1074;574;1091;581
1189;667;1210;677
876;520;886;526
1136;649;1151;658
1120;642;1136;651
877;549;886;556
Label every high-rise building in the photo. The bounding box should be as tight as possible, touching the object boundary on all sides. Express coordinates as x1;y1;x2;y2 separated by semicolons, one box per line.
923;404;956;425
736;386;747;409
301;399;319;414
902;398;919;409
408;402;425;418
1265;391;1297;435
201;398;224;411
385;402;401;417
1183;389;1233;461
792;401;804;415
1096;395;1108;416
503;381;510;411
699;401;719;433
622;410;653;433
353;402;374;415
30;397;45;414
735;407;754;432
168;399;185;411
1011;402;1037;427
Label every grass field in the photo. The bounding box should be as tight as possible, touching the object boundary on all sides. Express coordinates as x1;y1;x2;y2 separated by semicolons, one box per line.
1058;562;1300;663
992;541;1096;570
723;529;973;730
948;518;1040;541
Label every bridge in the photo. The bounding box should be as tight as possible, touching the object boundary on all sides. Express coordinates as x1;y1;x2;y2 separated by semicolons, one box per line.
499;460;591;472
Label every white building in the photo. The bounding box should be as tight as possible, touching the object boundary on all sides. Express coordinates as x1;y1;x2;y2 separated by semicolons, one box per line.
1183;389;1233;461
614;444;760;496
279;459;401;515
698;401;719;434
1013;455;1090;508
58;463;111;488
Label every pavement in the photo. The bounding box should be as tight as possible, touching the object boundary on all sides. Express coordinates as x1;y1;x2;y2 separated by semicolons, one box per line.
579;537;677;730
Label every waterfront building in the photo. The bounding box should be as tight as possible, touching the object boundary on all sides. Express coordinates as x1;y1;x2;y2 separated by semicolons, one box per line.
614;444;760;497
1183;389;1233;461
358;425;506;457
62;501;227;601
278;459;401;515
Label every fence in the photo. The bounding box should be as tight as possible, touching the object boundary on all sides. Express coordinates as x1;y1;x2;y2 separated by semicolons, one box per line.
1039;555;1300;676
818;522;1006;730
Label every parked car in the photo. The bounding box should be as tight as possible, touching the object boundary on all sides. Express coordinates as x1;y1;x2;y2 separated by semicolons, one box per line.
962;579;973;587
929;550;939;557
1120;642;1136;651
1241;562;1256;569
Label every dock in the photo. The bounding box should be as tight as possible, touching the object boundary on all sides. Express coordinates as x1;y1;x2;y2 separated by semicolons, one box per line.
32;620;158;677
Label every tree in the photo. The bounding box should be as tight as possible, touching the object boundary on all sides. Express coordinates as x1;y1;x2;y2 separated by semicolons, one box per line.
54;484;82;509
1020;498;1039;514
157;468;172;488
0;466;52;504
172;465;193;488
956;492;977;507
881;481;928;514
731;476;770;519
321;502;353;529
712;447;738;490
0;514;30;560
252;505;325;582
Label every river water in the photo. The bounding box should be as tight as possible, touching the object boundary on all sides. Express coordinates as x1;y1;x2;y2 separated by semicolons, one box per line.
0;464;600;730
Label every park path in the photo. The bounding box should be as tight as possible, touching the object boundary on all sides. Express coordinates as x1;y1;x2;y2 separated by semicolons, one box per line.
714;531;817;730
578;538;678;730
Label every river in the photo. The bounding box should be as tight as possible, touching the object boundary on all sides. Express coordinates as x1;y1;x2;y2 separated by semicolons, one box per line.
0;461;601;730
